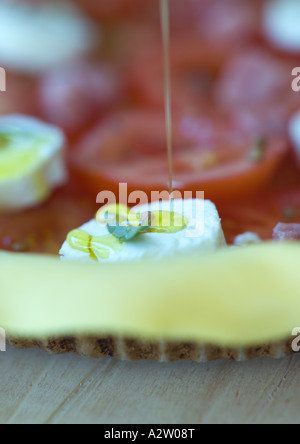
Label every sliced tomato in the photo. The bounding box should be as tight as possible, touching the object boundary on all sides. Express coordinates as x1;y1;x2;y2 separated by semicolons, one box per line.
38;61;125;140
214;47;299;134
70;112;289;204
0;180;97;255
215;48;290;107
129;37;226;111
170;0;262;45
119;0;261;44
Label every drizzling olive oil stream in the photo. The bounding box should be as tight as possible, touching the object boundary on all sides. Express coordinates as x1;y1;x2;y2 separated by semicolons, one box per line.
65;0;186;261
160;0;174;197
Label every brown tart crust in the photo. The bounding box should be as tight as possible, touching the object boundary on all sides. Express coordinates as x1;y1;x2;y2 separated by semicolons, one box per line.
7;335;295;361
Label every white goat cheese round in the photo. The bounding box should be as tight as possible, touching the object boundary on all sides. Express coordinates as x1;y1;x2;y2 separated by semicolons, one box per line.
60;199;226;263
0;114;67;210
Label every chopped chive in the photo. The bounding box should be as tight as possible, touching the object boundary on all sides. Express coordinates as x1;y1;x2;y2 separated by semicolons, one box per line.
107;222;150;242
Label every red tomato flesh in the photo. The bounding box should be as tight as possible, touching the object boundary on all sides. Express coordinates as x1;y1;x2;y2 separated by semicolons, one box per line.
214;47;300;135
70;112;289;204
129;38;226;111
170;0;262;45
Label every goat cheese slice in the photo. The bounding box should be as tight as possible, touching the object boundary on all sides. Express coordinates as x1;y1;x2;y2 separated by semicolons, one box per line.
263;0;300;53
0;0;97;73
0;115;67;211
60;199;226;263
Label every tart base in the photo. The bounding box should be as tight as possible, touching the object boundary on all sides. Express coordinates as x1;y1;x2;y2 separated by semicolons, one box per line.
8;336;295;361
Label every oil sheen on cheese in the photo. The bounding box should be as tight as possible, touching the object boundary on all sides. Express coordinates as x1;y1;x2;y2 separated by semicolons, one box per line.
60;199;226;263
0;115;67;210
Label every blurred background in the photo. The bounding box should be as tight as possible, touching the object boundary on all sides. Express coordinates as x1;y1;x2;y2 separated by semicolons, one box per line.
0;0;300;253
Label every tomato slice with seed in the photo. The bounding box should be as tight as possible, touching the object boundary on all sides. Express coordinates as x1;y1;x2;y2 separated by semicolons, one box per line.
215;48;290;106
214;47;299;134
129;38;225;111
70;112;289;204
170;0;261;44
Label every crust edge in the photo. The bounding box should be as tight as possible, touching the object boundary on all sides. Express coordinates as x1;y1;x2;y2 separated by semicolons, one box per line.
7;335;295;362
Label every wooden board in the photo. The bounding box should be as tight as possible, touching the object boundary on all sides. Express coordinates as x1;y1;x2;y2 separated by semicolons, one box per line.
0;346;300;424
